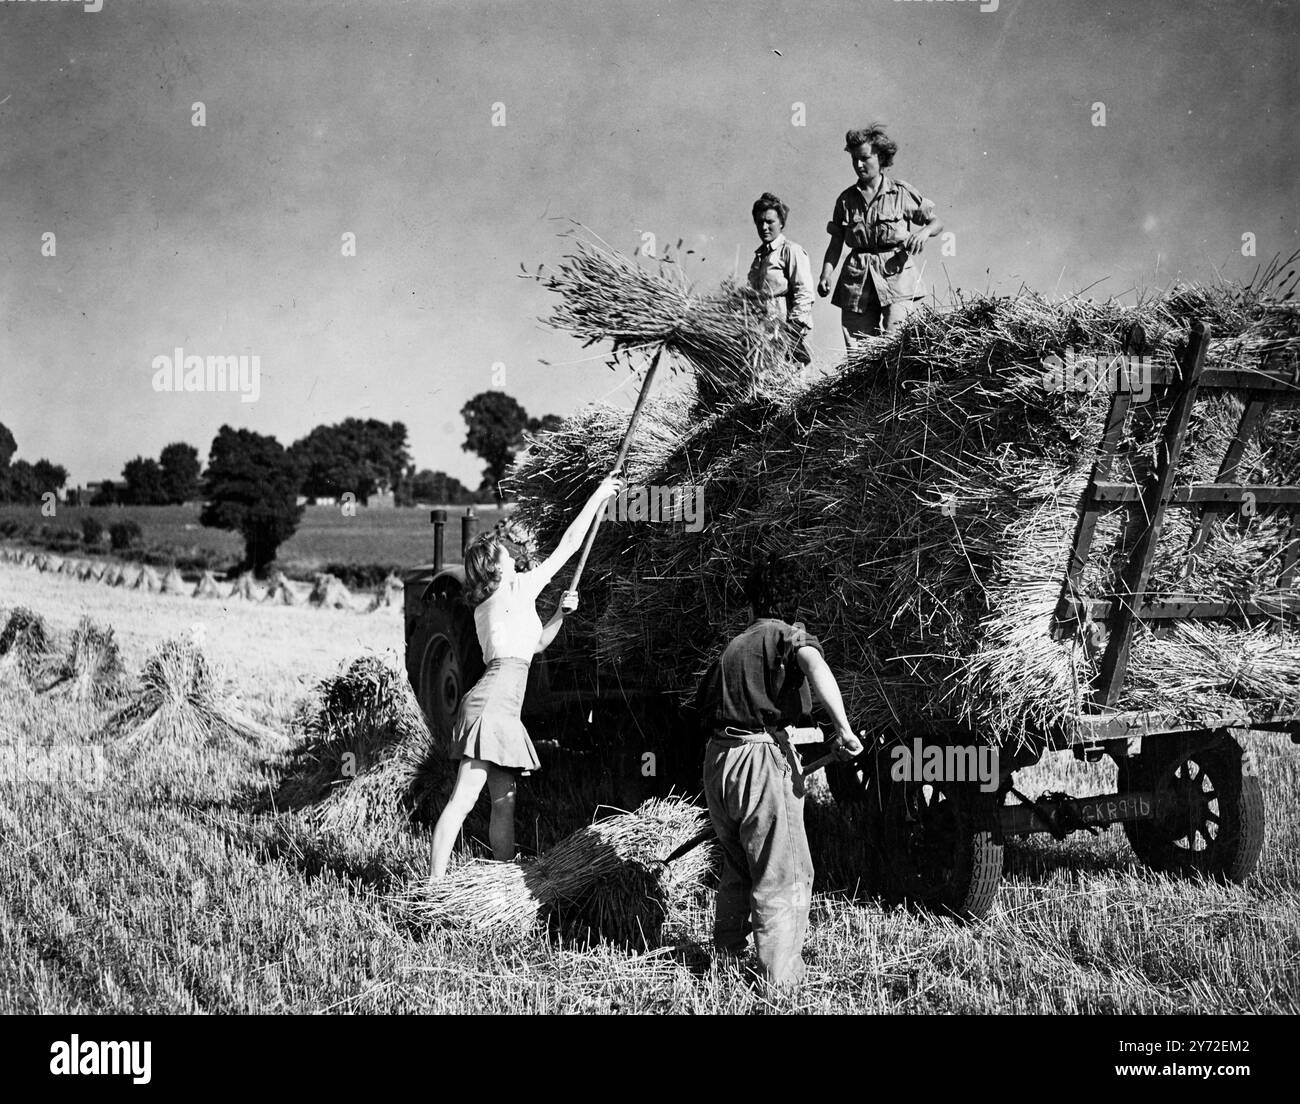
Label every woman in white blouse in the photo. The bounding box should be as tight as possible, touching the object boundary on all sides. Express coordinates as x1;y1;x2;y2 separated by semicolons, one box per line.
429;471;623;880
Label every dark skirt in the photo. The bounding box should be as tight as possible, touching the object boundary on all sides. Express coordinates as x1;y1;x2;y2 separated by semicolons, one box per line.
449;657;540;774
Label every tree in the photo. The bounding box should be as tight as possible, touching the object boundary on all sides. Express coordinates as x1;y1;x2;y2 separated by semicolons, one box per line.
461;393;560;504
289;419;410;505
200;426;304;576
409;469;475;505
0;425;68;504
0;457;65;504
121;457;168;506
32;459;68;496
159;442;202;504
0;423;15;469
1;460;39;503
529;413;565;435
90;480;120;507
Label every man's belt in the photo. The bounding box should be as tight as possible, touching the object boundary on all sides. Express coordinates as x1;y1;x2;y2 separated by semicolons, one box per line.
710;725;837;797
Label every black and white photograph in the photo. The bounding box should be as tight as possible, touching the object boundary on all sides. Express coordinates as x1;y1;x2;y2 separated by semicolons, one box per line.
0;0;1296;1057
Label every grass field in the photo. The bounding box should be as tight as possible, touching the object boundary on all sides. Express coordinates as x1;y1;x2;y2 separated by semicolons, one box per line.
1;561;1297;1014
0;503;508;578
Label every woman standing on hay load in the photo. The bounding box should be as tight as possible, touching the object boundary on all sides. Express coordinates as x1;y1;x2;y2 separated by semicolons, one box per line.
817;124;944;348
428;472;624;881
748;191;815;367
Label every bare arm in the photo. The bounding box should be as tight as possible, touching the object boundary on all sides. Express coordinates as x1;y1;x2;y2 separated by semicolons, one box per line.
818;227;844;296
904;213;944;254
528;474;623;589
796;646;864;756
904;195;943;254
535;607;566;654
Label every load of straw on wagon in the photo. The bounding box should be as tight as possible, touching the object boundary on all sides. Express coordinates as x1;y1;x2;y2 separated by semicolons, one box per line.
508;241;1299;752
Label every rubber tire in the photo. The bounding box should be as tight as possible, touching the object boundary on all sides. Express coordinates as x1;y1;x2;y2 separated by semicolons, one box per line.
1118;733;1265;883
406;595;483;748
872;769;1004;921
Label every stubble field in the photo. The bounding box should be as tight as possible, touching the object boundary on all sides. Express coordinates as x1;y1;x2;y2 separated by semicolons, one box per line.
1;558;1297;1014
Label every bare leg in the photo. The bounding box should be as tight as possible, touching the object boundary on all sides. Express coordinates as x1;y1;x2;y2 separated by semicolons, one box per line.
881;299;914;333
429;757;489;880
486;766;518;861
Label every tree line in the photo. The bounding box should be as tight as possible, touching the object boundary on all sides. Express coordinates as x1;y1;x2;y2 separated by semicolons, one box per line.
0;389;559;575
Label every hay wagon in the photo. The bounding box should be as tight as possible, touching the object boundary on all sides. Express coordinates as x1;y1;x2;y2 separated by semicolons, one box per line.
405;317;1299;921
822;319;1300;918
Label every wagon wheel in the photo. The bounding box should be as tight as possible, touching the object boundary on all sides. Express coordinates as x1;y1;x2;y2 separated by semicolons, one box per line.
407;596;483;748
1117;732;1264;882
871;767;1004;921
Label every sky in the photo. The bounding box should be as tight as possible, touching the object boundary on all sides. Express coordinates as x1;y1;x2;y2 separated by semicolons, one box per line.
0;0;1295;489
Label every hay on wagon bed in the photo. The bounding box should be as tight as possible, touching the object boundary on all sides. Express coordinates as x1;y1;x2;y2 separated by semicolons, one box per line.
393;796;718;947
0;607;57;686
510;262;1300;749
45;617;128;704
277;653;440;838
192;570;222;599
227;573;261;601
100;637;286;756
309;573;354;611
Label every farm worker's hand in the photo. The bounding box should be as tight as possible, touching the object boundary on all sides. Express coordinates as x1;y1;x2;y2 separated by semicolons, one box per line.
816;275;832;297
833;727;865;760
596;473;625;502
903;229;930;255
560;590;579;614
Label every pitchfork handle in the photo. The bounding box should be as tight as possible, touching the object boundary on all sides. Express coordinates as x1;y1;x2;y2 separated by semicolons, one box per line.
567;343;666;596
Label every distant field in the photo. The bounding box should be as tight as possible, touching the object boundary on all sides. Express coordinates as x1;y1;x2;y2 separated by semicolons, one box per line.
0;503;509;576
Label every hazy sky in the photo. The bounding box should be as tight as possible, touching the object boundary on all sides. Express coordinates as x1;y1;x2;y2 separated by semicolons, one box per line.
1;0;1295;488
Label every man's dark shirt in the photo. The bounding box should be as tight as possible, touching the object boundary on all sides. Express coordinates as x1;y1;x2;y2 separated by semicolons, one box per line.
693;618;824;731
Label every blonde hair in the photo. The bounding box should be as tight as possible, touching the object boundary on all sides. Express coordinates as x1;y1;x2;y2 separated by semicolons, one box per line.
463;533;508;607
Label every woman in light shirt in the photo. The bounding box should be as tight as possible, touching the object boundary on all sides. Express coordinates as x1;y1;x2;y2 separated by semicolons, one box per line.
748;191;815;366
428;471;623;880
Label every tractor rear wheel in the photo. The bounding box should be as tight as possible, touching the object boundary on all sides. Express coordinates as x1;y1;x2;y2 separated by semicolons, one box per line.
407;599;482;748
1117;732;1264;882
